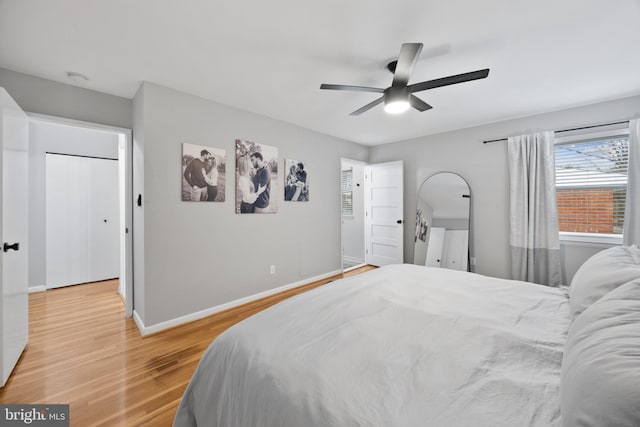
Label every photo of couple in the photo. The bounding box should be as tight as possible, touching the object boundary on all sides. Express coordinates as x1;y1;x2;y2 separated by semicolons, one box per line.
235;139;278;214
284;158;309;202
182;143;226;202
415;209;428;242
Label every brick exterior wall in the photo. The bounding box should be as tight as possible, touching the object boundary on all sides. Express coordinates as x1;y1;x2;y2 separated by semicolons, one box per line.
557;188;615;233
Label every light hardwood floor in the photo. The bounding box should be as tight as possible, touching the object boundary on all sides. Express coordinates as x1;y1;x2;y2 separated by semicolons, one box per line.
0;265;376;426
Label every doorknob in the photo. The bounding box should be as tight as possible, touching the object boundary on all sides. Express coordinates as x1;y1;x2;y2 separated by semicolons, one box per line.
3;242;20;252
396;219;403;224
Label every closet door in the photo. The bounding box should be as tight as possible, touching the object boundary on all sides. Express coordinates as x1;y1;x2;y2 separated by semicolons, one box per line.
87;157;120;281
46;154;119;288
441;229;469;271
425;227;445;268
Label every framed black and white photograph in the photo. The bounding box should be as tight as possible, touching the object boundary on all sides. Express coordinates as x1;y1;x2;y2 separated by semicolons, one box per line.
235;139;278;214
284;158;309;202
182;143;226;202
415;209;428;242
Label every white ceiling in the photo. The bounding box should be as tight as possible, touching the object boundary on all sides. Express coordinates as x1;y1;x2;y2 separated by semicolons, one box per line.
1;0;639;146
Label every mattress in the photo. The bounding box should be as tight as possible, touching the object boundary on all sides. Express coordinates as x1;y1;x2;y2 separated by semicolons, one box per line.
174;264;570;427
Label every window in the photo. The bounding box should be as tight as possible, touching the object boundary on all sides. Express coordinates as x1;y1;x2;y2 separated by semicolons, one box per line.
341;168;353;216
555;129;629;242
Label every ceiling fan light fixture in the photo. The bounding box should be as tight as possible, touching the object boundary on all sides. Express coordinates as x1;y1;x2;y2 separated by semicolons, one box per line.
384;99;410;114
383;88;410;114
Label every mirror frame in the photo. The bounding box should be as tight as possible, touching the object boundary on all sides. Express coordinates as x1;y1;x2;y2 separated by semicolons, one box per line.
413;172;472;271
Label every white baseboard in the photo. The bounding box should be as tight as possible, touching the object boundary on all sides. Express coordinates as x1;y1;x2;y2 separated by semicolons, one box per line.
28;286;46;293
133;310;146;335
343;256;365;265
344;263;366;272
133;269;343;336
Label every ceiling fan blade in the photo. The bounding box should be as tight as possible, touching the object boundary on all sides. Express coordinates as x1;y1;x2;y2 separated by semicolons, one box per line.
408;69;490;93
320;84;385;93
410;95;432;112
349;96;384;116
392;43;423;88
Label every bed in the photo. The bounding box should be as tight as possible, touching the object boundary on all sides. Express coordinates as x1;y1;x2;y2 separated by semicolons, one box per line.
174;246;640;427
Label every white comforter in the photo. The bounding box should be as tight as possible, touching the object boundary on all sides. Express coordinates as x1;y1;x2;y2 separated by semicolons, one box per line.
174;264;570;427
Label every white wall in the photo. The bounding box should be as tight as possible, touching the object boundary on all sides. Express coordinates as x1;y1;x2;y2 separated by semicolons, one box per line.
28;119;119;289
134;82;369;328
369;94;640;283
341;159;365;265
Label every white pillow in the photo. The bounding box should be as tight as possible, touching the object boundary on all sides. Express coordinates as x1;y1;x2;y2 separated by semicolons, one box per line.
569;245;640;320
561;279;640;427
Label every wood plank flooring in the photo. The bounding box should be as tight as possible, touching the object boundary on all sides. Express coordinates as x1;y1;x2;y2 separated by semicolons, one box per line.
0;265;376;426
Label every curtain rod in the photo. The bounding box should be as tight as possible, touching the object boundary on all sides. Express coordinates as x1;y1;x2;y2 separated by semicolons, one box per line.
482;120;630;144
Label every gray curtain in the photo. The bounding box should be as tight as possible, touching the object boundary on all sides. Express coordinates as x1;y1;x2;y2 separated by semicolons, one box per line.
623;119;640;245
507;131;562;286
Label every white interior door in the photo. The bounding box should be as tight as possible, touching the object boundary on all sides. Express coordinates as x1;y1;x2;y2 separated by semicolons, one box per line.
46;154;119;289
364;161;404;266
0;88;29;387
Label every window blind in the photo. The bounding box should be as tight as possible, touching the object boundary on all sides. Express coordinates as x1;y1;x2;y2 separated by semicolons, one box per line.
555;135;629;235
341;168;353;216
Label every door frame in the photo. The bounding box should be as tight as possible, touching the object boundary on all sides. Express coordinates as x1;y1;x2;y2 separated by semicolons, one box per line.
28;113;134;317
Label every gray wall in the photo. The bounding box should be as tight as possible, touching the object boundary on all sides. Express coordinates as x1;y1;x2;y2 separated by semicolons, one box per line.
0;68;132;129
369;94;640;282
134;82;369;327
132;85;146;321
28;120;119;288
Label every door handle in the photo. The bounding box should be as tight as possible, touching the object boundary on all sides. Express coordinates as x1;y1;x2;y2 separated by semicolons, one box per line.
3;242;20;252
396;219;403;224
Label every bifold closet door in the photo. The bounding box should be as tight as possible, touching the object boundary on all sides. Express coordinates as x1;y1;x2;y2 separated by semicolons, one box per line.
441;229;469;271
46;154;119;289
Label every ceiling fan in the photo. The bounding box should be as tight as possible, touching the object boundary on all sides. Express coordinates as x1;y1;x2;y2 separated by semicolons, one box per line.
320;43;490;116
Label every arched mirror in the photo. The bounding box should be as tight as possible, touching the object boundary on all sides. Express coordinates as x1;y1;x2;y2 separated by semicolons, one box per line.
413;172;471;271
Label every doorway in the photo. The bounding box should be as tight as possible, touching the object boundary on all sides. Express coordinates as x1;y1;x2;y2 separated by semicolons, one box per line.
341;159;405;269
341;159;366;270
28;114;133;317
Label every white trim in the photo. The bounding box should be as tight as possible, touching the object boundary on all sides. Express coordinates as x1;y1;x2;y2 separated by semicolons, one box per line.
133;310;146;335
559;231;622;246
28;286;46;293
343;263;367;272
554;126;629;144
133;269;343;336
343;256;365;265
26;112;130;135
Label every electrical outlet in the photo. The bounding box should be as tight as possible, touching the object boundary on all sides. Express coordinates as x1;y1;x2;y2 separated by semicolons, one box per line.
470;257;477;266
270;265;276;275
